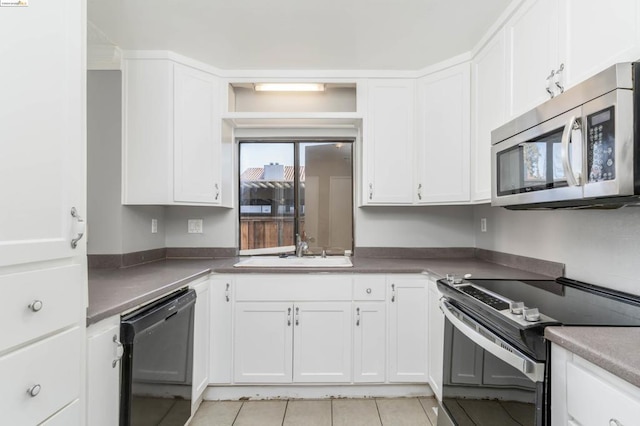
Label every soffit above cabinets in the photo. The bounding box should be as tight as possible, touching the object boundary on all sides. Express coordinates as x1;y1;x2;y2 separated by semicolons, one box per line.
87;0;511;71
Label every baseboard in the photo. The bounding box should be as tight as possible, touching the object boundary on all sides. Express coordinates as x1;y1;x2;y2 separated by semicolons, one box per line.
203;383;434;401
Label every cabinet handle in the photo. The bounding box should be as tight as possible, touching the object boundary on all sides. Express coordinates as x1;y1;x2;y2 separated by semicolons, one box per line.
27;384;41;397
70;207;85;249
112;335;124;368
391;284;396;302
356;307;360;326
214;183;220;201
225;283;230;302
417;184;422;200
287;307;292;326
366;288;372;294
609;419;623;426
368;183;373;200
545;69;555;98
554;63;565;93
28;300;43;312
295;307;299;326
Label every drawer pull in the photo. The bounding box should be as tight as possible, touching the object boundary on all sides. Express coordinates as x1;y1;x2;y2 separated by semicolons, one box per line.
28;300;43;312
391;284;396;302
610;420;623;426
366;288;372;294
112;335;124;368
27;384;41;397
356;307;360;326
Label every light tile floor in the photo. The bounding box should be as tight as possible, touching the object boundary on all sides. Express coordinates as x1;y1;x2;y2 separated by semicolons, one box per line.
191;397;438;426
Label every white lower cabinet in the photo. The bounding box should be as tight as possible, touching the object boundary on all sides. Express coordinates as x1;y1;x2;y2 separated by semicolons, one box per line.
41;400;81;426
388;275;428;383
210;277;233;384
353;301;386;383
86;317;121;426
552;343;640;426
191;278;211;413
427;277;444;400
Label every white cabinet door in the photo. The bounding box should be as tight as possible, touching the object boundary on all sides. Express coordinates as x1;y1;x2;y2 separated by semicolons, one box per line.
353;302;386;383
506;0;559;118
364;79;415;204
174;64;222;204
293;302;352;383
0;0;85;267
427;279;444;400
558;0;640;91
191;279;210;411
388;276;428;383
416;64;470;203
209;277;233;384
87;317;121;426
472;30;507;202
234;302;293;383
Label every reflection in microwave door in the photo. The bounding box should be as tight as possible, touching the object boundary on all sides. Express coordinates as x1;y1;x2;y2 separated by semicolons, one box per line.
523;143;546;181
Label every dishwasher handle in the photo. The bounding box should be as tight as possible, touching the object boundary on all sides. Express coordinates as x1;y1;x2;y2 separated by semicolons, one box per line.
440;299;545;383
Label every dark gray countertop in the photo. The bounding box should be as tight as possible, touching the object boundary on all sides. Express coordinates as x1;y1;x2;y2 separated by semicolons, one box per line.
87;256;553;325
545;326;640;388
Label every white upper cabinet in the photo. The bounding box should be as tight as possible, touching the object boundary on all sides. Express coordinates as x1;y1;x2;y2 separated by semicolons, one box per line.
505;0;560;119
416;63;471;204
557;0;640;90
123;58;229;206
363;79;416;205
174;64;222;204
472;30;507;203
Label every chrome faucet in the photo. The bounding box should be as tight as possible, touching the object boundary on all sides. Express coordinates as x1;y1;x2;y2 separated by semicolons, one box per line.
295;234;308;257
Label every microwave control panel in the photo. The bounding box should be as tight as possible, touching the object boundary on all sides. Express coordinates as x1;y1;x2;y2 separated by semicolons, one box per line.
587;106;615;182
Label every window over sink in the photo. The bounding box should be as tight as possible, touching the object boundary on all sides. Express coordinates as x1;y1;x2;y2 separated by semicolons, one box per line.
239;140;354;255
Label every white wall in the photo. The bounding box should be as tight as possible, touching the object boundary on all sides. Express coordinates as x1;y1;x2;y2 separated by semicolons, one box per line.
474;203;640;296
87;71;166;254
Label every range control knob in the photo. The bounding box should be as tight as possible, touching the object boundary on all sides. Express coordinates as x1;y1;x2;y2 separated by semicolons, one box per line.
524;308;541;322
509;301;525;315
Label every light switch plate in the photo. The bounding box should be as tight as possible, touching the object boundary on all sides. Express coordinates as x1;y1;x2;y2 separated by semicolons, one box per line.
151;218;158;234
188;219;203;234
480;218;487;232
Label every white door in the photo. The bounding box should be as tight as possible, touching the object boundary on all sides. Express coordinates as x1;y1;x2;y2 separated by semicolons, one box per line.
174;63;221;204
506;0;559;118
364;79;415;204
0;0;85;267
209;277;233;384
86;318;121;426
472;30;508;202
416;63;471;203
234;302;293;383
191;279;210;412
427;279;444;400
353;302;386;383
388;276;428;382
558;0;640;90
329;176;353;249
293;302;352;383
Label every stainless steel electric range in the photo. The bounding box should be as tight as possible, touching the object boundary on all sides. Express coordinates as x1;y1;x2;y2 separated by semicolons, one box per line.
436;275;640;426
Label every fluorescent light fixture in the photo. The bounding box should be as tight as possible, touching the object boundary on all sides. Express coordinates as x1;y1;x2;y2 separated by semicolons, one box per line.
254;83;325;92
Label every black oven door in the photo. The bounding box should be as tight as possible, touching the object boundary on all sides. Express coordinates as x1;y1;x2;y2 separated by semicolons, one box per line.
438;300;546;426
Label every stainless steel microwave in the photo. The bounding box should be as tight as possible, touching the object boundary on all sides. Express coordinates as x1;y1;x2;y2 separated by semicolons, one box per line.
491;62;640;209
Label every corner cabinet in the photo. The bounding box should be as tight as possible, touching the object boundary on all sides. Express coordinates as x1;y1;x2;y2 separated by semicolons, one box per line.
363;79;416;205
427;277;444;400
416;64;471;204
122;57;231;206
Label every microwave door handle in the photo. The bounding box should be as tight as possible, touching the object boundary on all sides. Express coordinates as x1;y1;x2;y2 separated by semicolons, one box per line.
561;116;582;186
440;300;545;383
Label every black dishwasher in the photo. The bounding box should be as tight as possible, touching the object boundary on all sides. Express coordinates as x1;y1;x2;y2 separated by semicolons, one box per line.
120;288;197;426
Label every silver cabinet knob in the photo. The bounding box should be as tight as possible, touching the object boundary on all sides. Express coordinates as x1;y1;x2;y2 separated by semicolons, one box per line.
27;384;41;397
28;300;43;312
366;288;372;294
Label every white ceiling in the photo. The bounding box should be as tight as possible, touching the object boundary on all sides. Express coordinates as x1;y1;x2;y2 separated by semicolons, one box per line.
88;0;511;71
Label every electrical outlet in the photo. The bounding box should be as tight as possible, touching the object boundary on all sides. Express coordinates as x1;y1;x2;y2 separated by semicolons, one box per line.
151;219;158;234
480;218;487;233
188;219;203;234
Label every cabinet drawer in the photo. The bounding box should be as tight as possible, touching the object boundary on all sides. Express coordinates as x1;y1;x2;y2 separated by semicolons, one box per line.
0;327;82;425
235;274;353;301
566;360;640;426
40;399;81;426
353;276;386;300
0;265;83;353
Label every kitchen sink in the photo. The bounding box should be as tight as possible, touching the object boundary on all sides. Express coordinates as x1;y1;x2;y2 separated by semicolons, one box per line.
233;255;353;268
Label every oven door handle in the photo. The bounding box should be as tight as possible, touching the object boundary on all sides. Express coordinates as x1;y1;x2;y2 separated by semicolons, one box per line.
440;300;545;383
